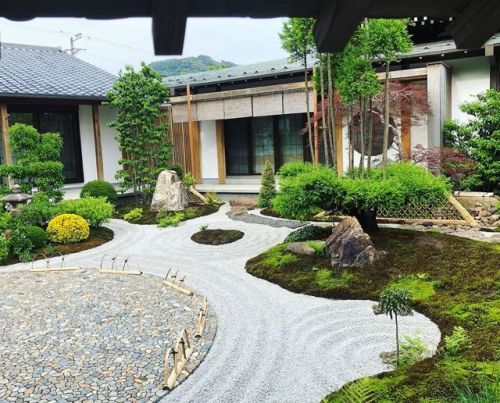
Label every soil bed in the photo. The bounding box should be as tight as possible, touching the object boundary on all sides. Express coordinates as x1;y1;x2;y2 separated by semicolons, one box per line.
191;229;244;245
246;227;499;402
1;227;114;266
115;203;220;225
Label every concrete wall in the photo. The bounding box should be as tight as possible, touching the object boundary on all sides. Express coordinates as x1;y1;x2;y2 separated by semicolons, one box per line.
448;57;491;122
78;105;98;183
99;106;121;183
199;120;218;182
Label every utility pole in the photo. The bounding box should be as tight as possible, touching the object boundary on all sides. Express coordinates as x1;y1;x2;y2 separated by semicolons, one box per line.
69;33;85;56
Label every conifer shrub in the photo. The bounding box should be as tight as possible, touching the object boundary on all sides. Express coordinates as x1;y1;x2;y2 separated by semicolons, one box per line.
258;160;277;208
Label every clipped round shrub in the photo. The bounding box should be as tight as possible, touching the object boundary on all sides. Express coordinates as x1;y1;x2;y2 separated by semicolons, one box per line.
80;180;117;203
47;214;90;244
25;225;48;248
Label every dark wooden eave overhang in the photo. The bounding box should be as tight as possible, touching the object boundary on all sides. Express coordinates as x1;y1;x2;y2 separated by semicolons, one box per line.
2;0;499;54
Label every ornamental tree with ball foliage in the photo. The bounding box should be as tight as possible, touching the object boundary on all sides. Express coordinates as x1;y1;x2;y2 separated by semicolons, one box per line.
379;287;413;366
258;160;277;208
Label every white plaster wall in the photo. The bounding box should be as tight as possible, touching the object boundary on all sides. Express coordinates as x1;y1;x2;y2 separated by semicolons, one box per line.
448;57;490;122
99;106;121;183
199;120;218;181
78;105;98;183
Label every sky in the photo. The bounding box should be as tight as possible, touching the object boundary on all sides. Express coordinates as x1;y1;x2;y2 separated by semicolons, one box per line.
0;17;289;74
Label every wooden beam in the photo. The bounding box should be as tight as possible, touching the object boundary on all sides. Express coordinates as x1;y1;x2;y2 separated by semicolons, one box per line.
151;0;189;55
215;120;226;184
375;67;428;82
313;0;370;53
446;0;500;50
91;104;104;180
0;104;12;166
335;111;343;176
186;84;196;176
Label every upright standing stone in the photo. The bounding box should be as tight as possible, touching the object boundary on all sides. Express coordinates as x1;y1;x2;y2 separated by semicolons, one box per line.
326;216;380;268
150;170;188;212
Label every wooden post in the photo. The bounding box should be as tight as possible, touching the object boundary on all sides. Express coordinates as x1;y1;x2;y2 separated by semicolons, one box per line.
0;104;12;165
401;97;411;160
313;87;319;165
92;104;104;180
186;85;196;176
215;120;226;184
335;111;343;176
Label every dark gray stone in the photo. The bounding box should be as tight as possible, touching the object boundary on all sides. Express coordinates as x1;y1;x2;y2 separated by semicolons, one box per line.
326;216;380;268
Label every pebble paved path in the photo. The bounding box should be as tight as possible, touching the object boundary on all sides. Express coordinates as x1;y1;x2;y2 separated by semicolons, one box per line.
0;204;441;403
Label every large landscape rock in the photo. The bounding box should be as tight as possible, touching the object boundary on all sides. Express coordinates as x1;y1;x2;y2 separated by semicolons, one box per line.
150;170;188;212
326;216;380;268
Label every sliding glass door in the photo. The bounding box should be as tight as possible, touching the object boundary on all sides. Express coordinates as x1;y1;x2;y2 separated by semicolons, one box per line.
224;113;305;175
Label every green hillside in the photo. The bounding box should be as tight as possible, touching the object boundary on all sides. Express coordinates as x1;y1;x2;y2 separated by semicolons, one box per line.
149;55;236;77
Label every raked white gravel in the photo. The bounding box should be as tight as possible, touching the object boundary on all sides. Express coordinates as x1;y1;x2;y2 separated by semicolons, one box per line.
1;204;441;403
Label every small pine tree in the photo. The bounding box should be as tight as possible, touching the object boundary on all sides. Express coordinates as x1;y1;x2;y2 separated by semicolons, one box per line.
258;160;277;208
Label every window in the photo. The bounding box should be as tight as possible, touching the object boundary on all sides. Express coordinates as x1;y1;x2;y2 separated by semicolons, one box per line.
6;106;84;183
224;114;305;175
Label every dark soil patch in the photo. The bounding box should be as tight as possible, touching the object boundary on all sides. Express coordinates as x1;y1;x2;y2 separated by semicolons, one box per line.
191;229;244;245
114;203;220;225
245;228;500;402
1;227;114;266
260;207;339;222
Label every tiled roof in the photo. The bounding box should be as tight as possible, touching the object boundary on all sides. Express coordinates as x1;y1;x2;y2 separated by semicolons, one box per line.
164;57;312;89
0;43;116;100
165;34;500;89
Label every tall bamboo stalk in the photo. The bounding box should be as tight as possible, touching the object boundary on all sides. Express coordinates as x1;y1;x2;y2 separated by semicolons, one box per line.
327;54;336;170
382;62;390;176
304;54;314;161
319;57;329;166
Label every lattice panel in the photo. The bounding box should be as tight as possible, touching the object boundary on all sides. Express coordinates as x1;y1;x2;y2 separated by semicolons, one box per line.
378;201;464;220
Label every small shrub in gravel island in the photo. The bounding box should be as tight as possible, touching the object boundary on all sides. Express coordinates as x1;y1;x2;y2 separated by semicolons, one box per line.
123;207;143;222
47;214;90;244
191;229;244;245
80;180;118;203
58;197;113;227
284;225;332;243
258;160;277;208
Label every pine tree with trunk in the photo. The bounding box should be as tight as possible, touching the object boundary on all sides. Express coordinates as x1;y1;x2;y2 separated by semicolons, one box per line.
279;18;317;162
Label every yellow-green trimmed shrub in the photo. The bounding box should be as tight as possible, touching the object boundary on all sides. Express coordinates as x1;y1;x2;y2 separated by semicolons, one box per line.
47;214;90;244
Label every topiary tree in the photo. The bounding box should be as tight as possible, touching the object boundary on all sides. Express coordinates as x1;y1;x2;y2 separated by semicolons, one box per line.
258;160;277;208
378;287;413;366
106;63;171;204
1;123;64;201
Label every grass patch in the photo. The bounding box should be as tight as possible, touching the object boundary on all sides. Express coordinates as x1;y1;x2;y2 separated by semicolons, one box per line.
315;269;353;289
191;229;244;245
114;203;220;225
245;228;500;401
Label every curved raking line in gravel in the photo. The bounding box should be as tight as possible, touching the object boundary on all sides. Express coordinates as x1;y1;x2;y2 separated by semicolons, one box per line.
0;204;441;403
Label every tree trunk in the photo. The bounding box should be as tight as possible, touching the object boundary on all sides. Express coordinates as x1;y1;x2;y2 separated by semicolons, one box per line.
319;59;330;166
359;96;365;173
349;208;379;232
348;106;354;173
382;62;390;176
327;54;336;169
367;98;373;171
304;56;314;162
395;313;400;367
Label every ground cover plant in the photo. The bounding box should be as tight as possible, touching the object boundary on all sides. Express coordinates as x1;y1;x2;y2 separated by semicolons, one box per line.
246;228;499;402
191;229;244;245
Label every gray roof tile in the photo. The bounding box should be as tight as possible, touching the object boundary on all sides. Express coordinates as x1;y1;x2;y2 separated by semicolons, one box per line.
0;43;116;100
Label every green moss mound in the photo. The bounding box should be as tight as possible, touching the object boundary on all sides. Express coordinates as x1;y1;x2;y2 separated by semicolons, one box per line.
191;229;244;245
245;228;500;402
